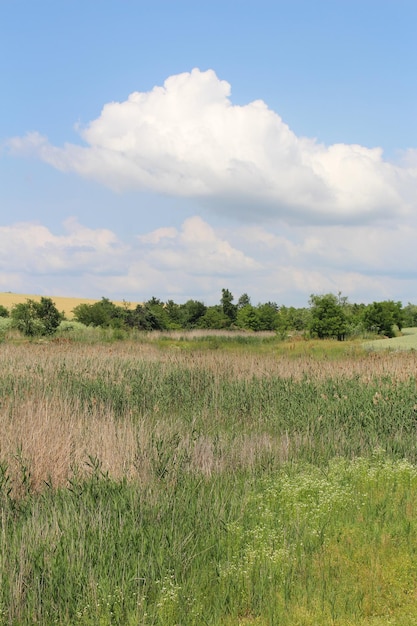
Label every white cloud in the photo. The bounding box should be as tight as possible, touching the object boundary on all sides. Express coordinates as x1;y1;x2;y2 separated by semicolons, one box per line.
237;221;417;277
138;216;260;276
0;218;127;275
1;212;417;306
8;69;416;225
0;216;260;301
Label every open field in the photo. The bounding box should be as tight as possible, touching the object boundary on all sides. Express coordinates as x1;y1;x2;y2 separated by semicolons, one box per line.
364;326;417;351
0;292;140;318
2;337;417;624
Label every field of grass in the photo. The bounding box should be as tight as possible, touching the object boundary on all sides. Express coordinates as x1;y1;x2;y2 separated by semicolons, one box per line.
364;326;417;351
0;292;140;319
2;336;417;624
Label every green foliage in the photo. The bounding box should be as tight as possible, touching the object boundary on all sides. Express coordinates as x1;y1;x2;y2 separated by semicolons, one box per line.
144;297;171;330
237;292;251;309
0;319;10;344
309;293;349;340
72;297;127;328
278;305;310;332
0;304;9;317
179;299;207;328
403;302;417;328
36;296;64;334
221;288;237;325
11;301;43;336
125;301;169;330
37;291;416;340
235;302;279;332
236;304;261;330
256;302;279;330
11;297;62;336
362;300;404;337
198;305;230;329
164;299;183;329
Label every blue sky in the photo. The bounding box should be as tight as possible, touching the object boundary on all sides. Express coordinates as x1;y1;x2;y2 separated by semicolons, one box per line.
1;0;417;306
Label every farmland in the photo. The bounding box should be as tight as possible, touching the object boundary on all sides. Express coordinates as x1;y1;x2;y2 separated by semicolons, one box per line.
2;335;417;624
0;293;140;320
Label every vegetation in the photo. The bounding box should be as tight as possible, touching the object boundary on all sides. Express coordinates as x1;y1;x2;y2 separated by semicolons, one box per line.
10;296;63;337
308;292;348;340
68;290;407;339
364;326;417;351
362;300;404;337
2;338;417;623
0;293;139;319
0;291;410;343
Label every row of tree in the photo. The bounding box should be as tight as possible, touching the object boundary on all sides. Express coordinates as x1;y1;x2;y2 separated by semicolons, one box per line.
3;291;416;339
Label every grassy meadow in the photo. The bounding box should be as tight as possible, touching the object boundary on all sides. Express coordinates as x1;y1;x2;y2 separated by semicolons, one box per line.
364;326;417;351
2;333;417;624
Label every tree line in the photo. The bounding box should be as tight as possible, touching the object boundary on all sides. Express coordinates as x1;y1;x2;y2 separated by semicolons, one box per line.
3;290;417;339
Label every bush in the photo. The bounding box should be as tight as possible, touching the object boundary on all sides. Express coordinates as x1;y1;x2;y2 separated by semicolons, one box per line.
72;298;127;327
11;297;62;337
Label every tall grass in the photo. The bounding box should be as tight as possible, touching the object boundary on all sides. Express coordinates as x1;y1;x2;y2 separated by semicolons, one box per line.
2;341;417;624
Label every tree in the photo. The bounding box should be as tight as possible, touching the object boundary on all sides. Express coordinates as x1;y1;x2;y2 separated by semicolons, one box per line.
73;298;126;328
403;303;417;328
11;297;62;336
309;293;348;340
237;293;251;309
125;305;152;330
178;300;207;328
144;298;170;330
256;302;279;331
122;299;170;331
362;301;403;338
236;304;261;331
36;296;63;335
0;305;9;317
221;288;237;325
198;306;230;329
278;306;310;332
165;300;182;329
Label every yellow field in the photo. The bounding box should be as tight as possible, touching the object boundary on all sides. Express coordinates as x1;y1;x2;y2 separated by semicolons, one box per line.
0;292;140;318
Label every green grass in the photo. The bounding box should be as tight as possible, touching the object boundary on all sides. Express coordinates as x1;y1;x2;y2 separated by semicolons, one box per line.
55;322;368;359
2;341;417;624
2;455;417;625
364;327;417;351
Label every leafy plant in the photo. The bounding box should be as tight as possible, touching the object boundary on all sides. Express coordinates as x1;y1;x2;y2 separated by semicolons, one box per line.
11;297;62;337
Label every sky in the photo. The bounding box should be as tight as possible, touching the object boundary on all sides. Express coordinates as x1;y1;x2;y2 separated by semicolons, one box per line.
1;0;417;307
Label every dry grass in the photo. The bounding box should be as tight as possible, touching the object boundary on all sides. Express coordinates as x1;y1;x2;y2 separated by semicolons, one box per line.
0;387;290;495
2;341;417;496
0;292;141;318
3;341;417;624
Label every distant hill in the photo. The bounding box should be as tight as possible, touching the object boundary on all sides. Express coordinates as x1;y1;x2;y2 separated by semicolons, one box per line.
0;293;140;319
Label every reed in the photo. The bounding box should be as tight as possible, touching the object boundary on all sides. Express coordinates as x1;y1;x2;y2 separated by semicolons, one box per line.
2;340;417;624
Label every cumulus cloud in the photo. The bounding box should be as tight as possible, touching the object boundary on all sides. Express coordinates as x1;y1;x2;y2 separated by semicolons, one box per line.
8;69;416;224
0;216;260;300
237;221;417;277
2;212;417;306
138;216;260;275
0;218;127;275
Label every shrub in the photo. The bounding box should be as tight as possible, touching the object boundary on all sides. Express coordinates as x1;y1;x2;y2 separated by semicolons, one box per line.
11;297;62;337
